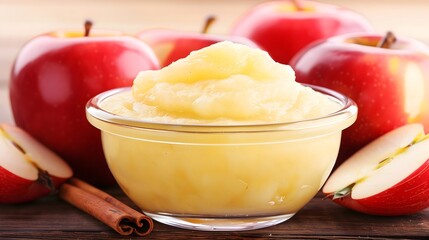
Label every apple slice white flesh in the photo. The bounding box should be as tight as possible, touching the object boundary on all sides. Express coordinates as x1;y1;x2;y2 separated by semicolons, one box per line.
0;124;73;203
323;123;429;215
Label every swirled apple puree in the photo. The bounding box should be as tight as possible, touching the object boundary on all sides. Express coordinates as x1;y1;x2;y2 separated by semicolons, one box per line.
101;41;340;124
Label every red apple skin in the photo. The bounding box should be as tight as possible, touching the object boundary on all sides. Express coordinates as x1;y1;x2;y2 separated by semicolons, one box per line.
290;33;429;166
0;167;67;204
137;29;259;67
327;160;429;216
9;33;160;186
230;0;373;64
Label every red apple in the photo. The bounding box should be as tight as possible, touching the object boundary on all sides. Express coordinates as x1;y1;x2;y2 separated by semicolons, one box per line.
137;16;259;67
0;124;73;203
323;124;429;216
290;32;429;166
230;0;373;64
9;21;160;186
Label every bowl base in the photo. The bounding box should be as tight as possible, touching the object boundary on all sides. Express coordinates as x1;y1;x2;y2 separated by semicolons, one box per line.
144;212;295;231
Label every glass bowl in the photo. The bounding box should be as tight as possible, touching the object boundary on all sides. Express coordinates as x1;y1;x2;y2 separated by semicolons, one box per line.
86;84;357;231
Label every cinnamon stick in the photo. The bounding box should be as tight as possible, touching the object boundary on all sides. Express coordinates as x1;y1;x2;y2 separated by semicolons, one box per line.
58;178;153;236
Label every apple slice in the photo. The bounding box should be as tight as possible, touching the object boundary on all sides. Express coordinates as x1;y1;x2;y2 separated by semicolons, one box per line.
0;124;73;203
323;123;429;216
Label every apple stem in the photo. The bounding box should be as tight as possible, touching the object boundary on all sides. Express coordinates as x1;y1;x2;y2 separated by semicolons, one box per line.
328;183;354;200
37;170;57;193
84;20;93;37
291;0;304;11
376;31;397;49
201;15;216;34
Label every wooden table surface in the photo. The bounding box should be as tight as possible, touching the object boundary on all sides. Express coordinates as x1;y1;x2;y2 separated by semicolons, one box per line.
1;188;428;239
1;0;429;239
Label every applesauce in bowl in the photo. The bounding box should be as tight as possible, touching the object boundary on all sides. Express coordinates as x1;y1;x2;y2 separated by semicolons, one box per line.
86;42;357;231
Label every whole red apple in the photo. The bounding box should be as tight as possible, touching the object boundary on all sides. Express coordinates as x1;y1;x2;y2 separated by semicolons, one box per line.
323;124;429;216
290;32;429;165
230;0;373;64
9;21;159;186
138;16;259;67
0;124;73;203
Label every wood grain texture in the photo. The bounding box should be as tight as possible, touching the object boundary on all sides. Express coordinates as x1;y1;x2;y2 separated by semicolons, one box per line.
0;189;428;239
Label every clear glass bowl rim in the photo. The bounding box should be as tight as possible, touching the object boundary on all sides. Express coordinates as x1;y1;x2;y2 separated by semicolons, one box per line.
85;84;357;134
